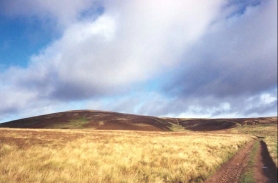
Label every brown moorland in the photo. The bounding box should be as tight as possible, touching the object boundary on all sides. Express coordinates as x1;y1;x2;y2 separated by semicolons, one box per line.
0;110;276;132
0;110;171;131
0;110;277;182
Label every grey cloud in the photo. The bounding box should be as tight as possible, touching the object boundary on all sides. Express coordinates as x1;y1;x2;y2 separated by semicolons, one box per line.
243;100;277;116
0;0;276;122
164;0;277;99
2;0;226;102
144;89;276;117
0;0;101;29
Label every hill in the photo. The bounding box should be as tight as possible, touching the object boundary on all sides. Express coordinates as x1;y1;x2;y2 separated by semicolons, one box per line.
175;117;277;131
0;110;276;131
0;110;171;131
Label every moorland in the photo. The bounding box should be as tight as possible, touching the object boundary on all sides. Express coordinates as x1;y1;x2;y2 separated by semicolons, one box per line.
0;110;277;183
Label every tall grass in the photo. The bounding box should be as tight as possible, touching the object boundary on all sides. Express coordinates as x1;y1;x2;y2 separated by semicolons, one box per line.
0;129;253;183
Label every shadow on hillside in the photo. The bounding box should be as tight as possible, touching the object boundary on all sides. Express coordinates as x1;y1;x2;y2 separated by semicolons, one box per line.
179;120;237;131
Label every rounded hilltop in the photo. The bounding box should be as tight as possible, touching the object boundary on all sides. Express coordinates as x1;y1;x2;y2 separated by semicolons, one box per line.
0;110;276;131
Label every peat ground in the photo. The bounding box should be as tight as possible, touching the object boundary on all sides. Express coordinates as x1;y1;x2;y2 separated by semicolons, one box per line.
0;110;276;132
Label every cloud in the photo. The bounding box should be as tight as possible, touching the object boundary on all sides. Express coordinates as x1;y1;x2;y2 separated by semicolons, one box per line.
0;0;276;122
164;0;277;98
86;88;277;118
0;0;101;29
156;0;277;117
92;85;275;119
1;0;226;95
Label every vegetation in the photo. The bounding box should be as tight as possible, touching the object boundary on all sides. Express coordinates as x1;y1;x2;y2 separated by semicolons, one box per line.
0;128;253;183
0;112;276;182
49;118;89;129
240;141;259;183
230;124;277;166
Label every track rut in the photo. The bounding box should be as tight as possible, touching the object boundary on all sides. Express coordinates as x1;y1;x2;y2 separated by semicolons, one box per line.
205;141;255;183
205;139;277;183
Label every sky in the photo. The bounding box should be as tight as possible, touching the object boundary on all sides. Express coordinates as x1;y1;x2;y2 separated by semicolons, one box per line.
0;0;277;123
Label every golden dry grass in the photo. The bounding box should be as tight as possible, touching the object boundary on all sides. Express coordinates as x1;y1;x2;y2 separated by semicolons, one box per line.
0;128;253;183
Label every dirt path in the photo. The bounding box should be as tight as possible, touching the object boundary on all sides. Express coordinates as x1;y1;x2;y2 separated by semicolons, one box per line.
205;141;255;183
205;140;277;183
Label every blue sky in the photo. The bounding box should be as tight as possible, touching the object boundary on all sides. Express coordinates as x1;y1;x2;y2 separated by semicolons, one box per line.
0;0;277;122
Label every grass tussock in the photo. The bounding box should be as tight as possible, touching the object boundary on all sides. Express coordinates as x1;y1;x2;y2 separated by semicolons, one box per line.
0;129;253;183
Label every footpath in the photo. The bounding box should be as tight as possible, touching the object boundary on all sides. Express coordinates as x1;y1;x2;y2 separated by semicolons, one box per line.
205;139;277;183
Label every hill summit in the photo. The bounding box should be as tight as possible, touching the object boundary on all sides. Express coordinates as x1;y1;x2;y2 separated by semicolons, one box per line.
0;110;276;131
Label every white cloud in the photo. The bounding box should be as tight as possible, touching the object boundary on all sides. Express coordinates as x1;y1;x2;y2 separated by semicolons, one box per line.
0;0;276;122
4;0;226;97
260;94;277;104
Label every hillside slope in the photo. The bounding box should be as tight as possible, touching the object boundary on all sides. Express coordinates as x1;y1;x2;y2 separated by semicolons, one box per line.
0;110;172;131
176;117;277;131
0;110;276;131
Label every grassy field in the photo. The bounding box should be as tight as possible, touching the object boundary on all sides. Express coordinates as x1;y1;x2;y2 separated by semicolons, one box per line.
0;128;254;183
229;123;277;166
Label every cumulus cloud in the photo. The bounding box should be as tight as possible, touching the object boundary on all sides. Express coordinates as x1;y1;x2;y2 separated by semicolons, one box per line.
0;0;276;122
163;0;277;100
1;1;225;95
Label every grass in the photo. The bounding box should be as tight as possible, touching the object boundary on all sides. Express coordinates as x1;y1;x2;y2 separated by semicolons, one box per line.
0;128;253;183
240;140;259;183
168;122;187;132
49;118;89;129
230;124;277;166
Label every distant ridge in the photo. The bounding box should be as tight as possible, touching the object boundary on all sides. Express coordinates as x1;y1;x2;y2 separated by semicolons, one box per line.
0;110;172;131
0;110;276;131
